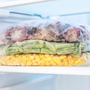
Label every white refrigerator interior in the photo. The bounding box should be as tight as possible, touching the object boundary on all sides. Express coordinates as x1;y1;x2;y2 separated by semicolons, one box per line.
0;0;90;90
0;73;90;90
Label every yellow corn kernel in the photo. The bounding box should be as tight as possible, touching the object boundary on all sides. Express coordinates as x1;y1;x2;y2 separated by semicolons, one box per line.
61;61;64;66
45;54;49;57
74;56;79;60
56;60;62;66
40;60;44;63
65;62;69;66
50;60;55;64
68;55;72;60
69;59;74;64
36;58;40;62
56;59;61;63
52;62;57;66
30;56;34;60
0;53;87;66
63;59;68;63
62;55;66;58
43;58;47;62
46;62;50;66
75;60;80;65
59;55;66;59
33;60;38;65
27;60;32;65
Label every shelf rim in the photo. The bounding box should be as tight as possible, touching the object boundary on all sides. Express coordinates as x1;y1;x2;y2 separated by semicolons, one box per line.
0;66;90;75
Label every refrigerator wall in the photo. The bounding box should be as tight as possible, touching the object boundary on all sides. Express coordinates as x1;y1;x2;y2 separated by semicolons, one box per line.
6;0;90;16
0;73;57;90
55;75;90;90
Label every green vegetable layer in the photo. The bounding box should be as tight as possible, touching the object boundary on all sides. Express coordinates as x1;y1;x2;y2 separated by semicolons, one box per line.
0;40;86;55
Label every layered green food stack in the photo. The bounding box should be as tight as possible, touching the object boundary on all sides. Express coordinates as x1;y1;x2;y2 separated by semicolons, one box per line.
0;40;87;55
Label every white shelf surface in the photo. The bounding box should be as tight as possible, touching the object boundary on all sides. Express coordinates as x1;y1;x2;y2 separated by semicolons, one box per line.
0;66;90;75
0;0;55;8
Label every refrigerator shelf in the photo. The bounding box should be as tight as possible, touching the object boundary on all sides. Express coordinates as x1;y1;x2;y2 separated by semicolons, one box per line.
0;66;90;75
0;0;55;8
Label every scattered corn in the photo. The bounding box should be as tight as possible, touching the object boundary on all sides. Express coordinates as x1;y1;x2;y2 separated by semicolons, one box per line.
0;54;86;66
